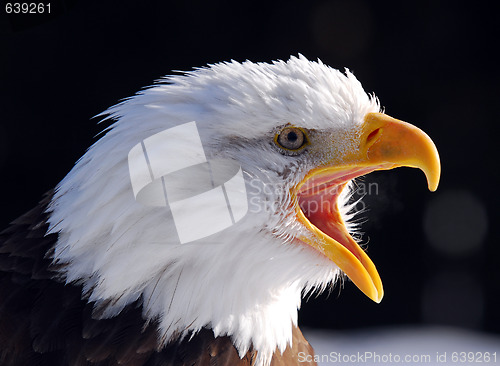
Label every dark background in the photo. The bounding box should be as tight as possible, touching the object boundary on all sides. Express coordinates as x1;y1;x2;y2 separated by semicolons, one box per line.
1;0;498;335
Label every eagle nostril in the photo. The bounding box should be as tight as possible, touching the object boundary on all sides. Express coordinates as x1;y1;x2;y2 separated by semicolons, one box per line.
366;128;382;147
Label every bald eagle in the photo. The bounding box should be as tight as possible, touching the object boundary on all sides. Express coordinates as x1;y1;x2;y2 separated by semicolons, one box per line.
0;56;440;366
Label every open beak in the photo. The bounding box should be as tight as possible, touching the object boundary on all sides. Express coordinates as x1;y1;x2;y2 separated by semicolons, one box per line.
293;113;440;303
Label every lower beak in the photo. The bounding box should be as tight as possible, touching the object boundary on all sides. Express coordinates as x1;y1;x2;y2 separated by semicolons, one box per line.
294;113;440;303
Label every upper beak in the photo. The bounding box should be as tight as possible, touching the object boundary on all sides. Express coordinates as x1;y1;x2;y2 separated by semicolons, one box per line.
294;112;440;303
362;113;440;191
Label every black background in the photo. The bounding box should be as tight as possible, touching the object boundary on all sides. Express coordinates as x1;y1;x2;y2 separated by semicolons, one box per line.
1;0;498;335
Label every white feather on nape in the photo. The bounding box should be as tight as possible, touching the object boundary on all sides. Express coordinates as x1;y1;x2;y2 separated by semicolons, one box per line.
45;55;379;366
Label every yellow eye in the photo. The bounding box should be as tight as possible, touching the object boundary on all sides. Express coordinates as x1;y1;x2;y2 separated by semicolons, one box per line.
275;127;308;151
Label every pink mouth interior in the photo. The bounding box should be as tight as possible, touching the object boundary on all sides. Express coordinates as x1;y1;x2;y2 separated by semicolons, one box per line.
297;167;378;261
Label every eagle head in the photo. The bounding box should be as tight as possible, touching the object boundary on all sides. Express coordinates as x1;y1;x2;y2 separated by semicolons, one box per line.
47;55;440;366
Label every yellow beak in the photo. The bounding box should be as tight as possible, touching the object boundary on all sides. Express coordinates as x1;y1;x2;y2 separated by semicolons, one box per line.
294;113;440;303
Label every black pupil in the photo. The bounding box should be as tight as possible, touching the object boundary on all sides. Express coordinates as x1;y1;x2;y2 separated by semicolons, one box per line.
287;131;298;142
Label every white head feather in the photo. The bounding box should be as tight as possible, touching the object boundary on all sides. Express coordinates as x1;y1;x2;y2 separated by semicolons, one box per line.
47;55;380;366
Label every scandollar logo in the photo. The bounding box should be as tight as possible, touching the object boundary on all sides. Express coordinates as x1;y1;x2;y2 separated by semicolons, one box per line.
127;121;248;244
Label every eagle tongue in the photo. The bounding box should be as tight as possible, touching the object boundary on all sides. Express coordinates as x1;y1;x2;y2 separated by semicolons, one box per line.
298;182;362;262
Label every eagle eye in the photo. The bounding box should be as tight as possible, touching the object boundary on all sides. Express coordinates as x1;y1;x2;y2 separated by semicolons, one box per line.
275;127;308;152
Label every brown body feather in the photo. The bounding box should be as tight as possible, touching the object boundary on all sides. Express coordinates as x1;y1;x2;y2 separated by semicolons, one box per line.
0;193;317;365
